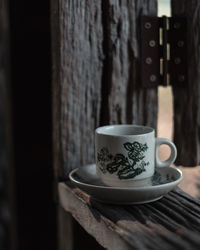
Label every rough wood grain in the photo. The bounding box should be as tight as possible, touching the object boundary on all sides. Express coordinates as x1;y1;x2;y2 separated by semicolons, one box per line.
52;0;103;180
59;183;132;250
59;183;200;250
51;1;158;248
101;0;158;126
52;0;158;180
171;0;200;166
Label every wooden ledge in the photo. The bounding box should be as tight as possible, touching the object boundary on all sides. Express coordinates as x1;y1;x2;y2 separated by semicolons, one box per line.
59;182;200;250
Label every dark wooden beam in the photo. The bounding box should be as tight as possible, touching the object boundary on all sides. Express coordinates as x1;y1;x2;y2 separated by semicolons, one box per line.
171;0;200;166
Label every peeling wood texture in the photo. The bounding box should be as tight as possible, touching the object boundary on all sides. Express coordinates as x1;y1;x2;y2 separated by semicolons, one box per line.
59;183;200;250
52;0;158;180
171;0;200;166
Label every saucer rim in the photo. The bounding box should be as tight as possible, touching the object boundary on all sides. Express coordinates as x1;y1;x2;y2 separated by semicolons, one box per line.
92;195;163;205
69;164;183;191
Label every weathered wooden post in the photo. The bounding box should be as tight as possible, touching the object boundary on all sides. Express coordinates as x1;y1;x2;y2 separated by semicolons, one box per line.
51;0;158;179
171;0;200;166
51;0;158;248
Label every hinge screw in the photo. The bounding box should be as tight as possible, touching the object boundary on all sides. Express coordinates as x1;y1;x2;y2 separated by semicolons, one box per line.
145;57;152;64
174;22;181;29
150;75;157;82
149;40;156;47
177;40;184;47
174;58;181;64
144;22;151;29
178;75;185;82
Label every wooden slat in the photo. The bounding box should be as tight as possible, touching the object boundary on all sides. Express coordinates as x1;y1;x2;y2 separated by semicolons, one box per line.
52;0;103;180
59;183;200;250
59;183;132;250
101;0;158;126
171;0;200;166
52;0;158;180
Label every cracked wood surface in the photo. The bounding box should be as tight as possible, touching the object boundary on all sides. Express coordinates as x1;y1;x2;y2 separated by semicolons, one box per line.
59;183;200;250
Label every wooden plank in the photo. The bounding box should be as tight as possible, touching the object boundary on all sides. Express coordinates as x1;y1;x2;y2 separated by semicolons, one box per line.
171;0;200;166
52;0;158;180
59;182;200;250
59;183;132;250
52;0;103;180
101;0;158;126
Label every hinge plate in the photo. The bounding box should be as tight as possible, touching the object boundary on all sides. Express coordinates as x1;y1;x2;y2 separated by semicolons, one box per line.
141;16;187;88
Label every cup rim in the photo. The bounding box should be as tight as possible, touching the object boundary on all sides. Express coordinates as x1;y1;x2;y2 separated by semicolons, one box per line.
95;124;154;137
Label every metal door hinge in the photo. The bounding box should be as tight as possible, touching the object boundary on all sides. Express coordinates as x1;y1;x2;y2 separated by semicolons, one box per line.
140;16;187;88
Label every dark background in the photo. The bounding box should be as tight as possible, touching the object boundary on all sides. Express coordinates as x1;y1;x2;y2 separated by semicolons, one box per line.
9;0;57;249
6;1;104;249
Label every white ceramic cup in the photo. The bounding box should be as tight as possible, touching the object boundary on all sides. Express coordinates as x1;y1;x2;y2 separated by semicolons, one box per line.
95;125;177;187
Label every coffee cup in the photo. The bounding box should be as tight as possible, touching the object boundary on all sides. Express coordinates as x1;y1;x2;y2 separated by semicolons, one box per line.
95;125;177;187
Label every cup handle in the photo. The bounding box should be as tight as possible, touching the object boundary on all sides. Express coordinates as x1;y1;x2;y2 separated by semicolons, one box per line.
155;138;177;167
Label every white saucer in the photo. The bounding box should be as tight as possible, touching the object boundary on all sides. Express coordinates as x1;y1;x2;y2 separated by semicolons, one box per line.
69;164;183;204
